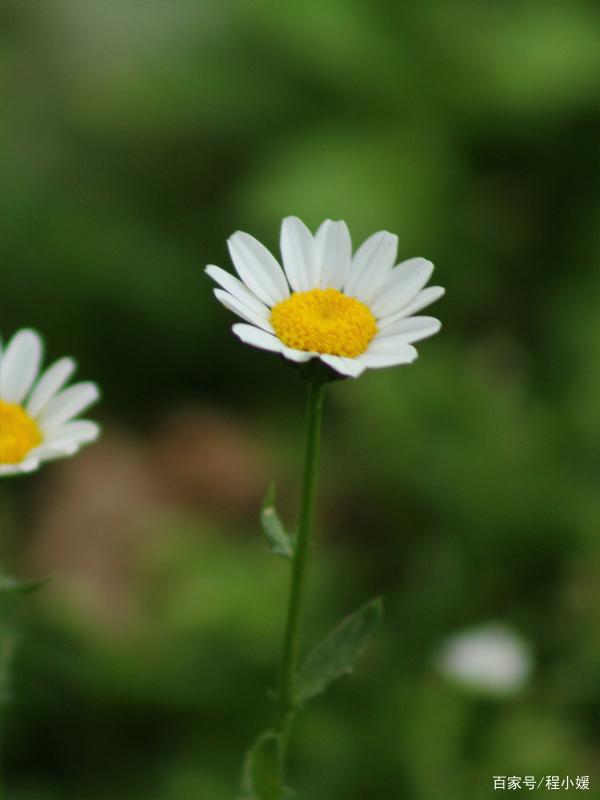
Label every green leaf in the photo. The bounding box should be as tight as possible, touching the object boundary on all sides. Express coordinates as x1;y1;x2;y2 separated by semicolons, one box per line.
240;730;293;800
294;596;383;706
260;484;294;560
0;574;53;595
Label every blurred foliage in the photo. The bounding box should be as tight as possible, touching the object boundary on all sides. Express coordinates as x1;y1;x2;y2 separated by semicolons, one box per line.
1;0;599;798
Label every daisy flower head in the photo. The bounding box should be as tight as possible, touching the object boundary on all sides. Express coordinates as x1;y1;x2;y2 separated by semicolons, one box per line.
206;216;444;378
0;329;100;476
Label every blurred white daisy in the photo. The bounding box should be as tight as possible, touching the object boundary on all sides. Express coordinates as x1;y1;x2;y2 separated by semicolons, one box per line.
206;216;444;378
0;329;100;477
436;623;532;696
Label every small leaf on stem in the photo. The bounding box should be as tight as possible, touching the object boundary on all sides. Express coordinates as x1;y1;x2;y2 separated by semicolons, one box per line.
260;484;294;560
294;596;383;706
240;730;293;800
0;574;53;595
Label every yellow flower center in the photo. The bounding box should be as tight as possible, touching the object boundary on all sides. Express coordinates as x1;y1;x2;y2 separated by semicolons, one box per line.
0;400;42;464
271;288;378;357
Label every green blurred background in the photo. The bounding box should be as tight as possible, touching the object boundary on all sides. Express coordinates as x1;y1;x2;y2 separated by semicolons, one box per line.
1;1;599;798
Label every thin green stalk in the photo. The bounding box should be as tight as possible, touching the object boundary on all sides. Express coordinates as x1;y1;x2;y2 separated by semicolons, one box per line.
0;601;10;800
0;609;7;800
0;718;3;800
274;378;325;772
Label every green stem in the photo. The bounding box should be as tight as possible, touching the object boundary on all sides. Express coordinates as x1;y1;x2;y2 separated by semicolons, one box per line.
0;718;3;800
274;378;325;773
0;602;9;800
0;611;6;800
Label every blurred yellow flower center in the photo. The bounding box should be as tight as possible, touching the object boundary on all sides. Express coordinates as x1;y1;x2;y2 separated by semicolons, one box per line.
271;288;377;357
0;401;42;464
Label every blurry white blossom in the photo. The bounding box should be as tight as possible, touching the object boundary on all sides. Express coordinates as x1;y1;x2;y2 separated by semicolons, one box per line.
436;623;532;695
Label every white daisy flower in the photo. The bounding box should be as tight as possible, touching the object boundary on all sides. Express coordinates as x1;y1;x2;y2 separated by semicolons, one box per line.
206;216;444;378
0;329;100;477
436;623;533;696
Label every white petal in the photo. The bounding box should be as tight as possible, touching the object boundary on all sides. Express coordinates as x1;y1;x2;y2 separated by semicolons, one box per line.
320;354;366;378
370;258;435;318
315;219;352;290
37;382;100;432
0;464;23;476
27;357;76;417
205;265;270;317
227;231;289;306
0;458;40;475
360;352;418;369
280;216;319;292
28;441;79;461
282;348;315;363
361;345;418;367
214;289;274;333
379;286;445;327
232;323;285;354
46;420;100;445
344;231;398;301
27;445;79;464
375;316;441;344
0;329;42;403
